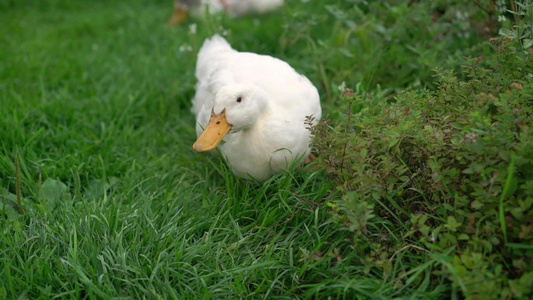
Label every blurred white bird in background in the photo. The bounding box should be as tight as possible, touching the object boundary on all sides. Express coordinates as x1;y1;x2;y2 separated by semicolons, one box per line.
167;0;284;26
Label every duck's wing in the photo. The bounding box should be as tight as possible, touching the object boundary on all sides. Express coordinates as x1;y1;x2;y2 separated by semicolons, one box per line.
228;52;321;120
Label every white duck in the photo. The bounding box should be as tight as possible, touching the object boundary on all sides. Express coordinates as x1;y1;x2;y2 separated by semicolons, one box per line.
168;0;284;26
191;35;321;181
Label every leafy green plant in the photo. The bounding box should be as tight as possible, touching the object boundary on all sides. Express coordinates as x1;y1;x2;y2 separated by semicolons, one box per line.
499;0;533;59
311;37;533;298
279;0;492;101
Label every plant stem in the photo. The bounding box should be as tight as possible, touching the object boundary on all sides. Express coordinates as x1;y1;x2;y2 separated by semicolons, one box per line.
510;0;518;26
15;155;25;214
499;155;515;244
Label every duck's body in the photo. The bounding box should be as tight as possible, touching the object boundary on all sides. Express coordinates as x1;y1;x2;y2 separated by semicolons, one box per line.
191;35;321;181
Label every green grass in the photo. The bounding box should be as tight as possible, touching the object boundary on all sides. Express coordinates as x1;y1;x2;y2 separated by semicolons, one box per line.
0;1;352;298
0;0;508;298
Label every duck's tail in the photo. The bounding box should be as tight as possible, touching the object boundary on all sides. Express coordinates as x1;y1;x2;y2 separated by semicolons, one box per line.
195;34;233;79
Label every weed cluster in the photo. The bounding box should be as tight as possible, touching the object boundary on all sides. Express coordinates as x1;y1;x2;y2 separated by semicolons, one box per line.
310;36;533;298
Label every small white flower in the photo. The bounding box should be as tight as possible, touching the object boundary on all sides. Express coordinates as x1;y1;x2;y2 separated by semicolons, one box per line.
337;81;346;91
496;0;507;13
219;26;228;36
189;23;197;34
455;10;468;21
179;44;192;52
497;15;507;23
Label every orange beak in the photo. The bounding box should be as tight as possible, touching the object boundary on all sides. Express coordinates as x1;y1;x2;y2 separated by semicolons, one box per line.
193;108;232;152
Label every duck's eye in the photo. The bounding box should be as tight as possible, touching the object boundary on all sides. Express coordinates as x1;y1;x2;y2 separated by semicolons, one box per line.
236;96;242;103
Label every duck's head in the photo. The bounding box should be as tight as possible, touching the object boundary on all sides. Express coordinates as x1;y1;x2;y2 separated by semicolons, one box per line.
193;84;268;152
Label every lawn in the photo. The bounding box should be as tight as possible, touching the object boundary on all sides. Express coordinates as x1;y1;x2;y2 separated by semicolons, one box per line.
1;0;532;299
